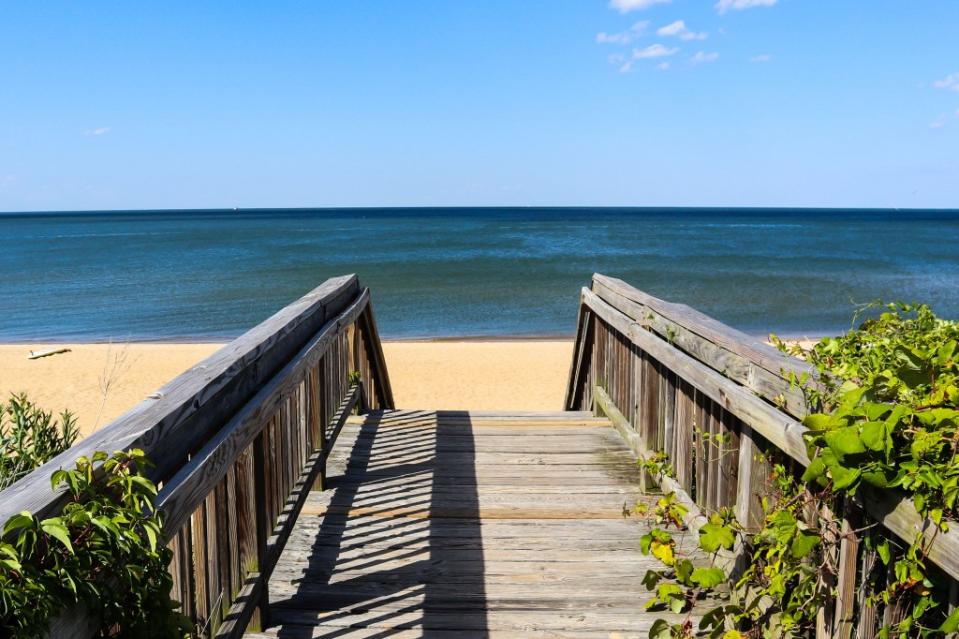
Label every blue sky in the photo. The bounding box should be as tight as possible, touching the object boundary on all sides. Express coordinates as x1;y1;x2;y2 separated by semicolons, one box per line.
1;1;957;211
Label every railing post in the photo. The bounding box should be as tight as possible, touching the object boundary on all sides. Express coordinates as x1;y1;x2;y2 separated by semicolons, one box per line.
251;432;271;629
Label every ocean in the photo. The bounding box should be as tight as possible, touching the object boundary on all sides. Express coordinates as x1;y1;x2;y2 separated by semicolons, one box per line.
1;207;957;342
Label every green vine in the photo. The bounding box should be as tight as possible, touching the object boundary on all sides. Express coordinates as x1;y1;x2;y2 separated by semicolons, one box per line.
0;449;191;638
638;302;959;638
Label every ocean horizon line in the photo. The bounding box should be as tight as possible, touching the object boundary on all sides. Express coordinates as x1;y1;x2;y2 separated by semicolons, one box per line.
3;205;959;218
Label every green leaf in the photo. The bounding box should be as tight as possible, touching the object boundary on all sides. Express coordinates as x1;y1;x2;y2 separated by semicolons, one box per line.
801;457;826;484
649;619;673;639
143;524;158;552
789;532;820;559
876;539;891;565
40;519;73;554
639;532;652;555
802;413;845;431
641;569;662;590
674;559;694;586
824;425;866;458
860;421;888;452
699;522;735;553
940;607;959;632
3;512;34;537
690;567;725;588
829;463;861;491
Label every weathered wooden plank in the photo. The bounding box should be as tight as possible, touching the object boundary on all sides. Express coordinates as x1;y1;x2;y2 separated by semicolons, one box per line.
591;274;814;402
156;291;371;535
1;275;361;524
580;279;959;588
245;410;715;638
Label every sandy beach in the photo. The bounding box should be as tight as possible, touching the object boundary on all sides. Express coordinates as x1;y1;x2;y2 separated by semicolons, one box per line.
0;340;575;438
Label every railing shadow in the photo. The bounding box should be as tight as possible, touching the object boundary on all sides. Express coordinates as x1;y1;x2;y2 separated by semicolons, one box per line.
267;410;488;637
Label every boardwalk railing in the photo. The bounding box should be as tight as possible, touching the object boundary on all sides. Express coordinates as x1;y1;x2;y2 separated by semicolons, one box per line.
0;274;393;639
566;273;959;636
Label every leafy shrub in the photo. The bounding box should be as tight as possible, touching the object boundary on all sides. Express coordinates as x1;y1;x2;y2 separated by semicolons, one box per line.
0;449;190;638
0;393;79;490
638;302;959;638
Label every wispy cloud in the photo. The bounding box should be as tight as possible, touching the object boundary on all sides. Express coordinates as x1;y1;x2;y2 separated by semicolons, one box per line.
633;43;679;59
933;73;959;92
596;21;649;44
609;0;671;14
750;53;772;63
930;115;948;129
618;43;679;73
657;20;708;41
83;127;111;137
657;62;671;71
690;51;720;64
715;0;777;14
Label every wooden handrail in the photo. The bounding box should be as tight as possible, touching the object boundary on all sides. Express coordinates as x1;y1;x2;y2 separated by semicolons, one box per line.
566;273;959;633
1;275;394;639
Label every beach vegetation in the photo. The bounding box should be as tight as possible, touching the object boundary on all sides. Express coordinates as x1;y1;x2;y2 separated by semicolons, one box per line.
0;448;190;637
636;302;959;637
0;393;79;491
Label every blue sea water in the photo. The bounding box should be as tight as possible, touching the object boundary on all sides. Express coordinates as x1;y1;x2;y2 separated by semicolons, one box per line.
1;208;958;341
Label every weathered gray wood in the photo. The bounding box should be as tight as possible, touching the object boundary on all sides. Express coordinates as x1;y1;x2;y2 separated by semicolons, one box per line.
565;302;594;410
246;410;711;638
591;277;810;418
156;291;371;535
582;287;811;465
575;276;959;588
216;385;361;639
591;274;814;385
0;275;360;524
357;300;395;410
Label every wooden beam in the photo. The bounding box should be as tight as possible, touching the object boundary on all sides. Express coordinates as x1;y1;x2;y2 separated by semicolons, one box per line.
582;284;959;584
591;275;811;418
156;291;370;536
0;275;361;524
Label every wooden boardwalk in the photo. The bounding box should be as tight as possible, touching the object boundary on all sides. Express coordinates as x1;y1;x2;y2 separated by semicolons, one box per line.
13;275;959;638
246;409;706;638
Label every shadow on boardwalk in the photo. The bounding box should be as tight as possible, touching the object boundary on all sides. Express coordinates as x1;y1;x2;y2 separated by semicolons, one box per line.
267;411;488;637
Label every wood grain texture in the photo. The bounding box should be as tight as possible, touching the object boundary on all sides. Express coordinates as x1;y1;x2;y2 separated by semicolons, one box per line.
245;410;712;637
1;275;360;524
568;273;959;619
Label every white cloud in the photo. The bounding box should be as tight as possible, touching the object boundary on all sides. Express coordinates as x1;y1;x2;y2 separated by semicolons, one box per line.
690;51;720;64
596;21;649;44
715;0;777;14
632;43;679;59
84;127;111;137
930;115;947;129
657;62;671;71
750;53;772;63
933;73;959;92
656;20;707;41
609;0;671;14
